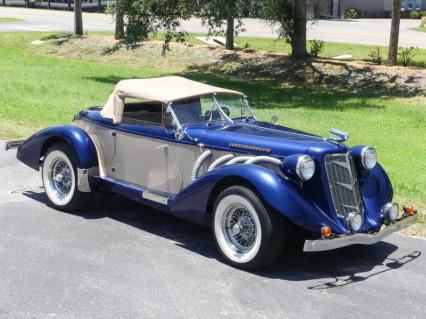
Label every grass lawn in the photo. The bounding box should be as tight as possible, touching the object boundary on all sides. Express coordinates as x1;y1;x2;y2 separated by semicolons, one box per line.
0;32;425;226
0;18;23;23
413;27;426;33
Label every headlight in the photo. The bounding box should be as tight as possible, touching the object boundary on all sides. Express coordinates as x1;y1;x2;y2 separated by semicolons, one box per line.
296;155;316;181
382;203;399;222
361;147;377;170
282;154;316;181
348;212;363;232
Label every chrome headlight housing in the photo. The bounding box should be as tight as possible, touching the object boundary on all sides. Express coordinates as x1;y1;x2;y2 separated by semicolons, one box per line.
382;202;399;222
282;154;316;181
348;212;363;232
296;155;316;181
361;147;377;170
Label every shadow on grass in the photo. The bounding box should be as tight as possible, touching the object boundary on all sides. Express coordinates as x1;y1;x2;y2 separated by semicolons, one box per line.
40;33;73;45
22;189;421;288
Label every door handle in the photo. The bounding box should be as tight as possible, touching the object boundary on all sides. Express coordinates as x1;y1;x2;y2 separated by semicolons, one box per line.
110;131;116;137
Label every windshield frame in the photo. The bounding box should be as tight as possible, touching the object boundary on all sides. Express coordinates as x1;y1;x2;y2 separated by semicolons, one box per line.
167;94;256;127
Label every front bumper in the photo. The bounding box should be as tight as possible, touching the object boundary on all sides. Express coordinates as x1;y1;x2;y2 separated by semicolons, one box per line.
303;213;417;252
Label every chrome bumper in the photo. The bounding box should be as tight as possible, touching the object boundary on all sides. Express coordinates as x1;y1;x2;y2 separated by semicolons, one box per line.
303;213;417;252
4;140;24;151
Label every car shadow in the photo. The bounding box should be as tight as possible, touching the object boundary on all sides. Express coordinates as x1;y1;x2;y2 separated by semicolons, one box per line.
22;189;421;289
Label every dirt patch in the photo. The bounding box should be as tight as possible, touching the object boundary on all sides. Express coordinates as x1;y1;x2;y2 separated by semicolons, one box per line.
401;224;426;237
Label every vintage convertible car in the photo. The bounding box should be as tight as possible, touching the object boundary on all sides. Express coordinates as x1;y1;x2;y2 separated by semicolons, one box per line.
6;76;417;269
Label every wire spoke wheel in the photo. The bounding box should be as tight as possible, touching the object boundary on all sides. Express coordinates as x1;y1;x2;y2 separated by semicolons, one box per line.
49;159;73;200
224;205;257;253
42;146;77;208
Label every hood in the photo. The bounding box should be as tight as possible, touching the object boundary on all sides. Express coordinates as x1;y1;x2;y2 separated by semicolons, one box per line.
185;121;347;158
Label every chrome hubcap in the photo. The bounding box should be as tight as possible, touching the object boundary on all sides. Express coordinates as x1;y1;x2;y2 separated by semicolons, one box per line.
49;159;72;199
224;205;257;253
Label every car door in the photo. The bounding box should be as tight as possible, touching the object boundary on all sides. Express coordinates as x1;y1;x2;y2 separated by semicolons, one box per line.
112;102;175;193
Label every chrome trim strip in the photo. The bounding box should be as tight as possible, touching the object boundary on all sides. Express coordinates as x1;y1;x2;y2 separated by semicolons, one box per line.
142;191;169;205
5;140;24;151
303;214;417;252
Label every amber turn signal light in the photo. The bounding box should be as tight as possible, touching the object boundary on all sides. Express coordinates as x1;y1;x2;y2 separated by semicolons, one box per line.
403;205;415;216
321;226;332;238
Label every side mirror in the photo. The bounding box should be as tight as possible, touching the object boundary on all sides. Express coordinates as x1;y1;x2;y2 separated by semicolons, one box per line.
174;127;185;140
271;115;278;124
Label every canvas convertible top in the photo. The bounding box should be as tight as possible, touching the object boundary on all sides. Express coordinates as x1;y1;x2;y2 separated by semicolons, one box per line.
101;76;245;124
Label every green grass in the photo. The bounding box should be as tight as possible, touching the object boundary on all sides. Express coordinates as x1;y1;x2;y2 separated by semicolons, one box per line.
0;32;425;225
413;27;426;33
0;18;23;23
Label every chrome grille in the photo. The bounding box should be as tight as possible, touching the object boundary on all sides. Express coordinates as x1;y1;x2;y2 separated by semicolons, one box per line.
324;153;363;218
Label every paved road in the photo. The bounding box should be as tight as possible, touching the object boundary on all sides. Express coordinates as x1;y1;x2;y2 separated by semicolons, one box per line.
0;142;425;319
0;7;425;48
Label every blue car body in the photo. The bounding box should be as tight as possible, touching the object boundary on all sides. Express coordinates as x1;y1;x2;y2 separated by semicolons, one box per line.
15;107;394;240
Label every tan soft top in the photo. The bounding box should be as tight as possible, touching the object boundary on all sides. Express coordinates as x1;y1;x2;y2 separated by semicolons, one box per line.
101;76;245;124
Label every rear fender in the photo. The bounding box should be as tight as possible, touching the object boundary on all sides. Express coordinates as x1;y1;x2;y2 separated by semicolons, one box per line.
172;164;347;235
17;125;98;171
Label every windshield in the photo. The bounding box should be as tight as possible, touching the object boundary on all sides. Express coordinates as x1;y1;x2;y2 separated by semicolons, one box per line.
170;95;255;125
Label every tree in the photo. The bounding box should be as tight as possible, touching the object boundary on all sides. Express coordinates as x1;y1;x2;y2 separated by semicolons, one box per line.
388;0;401;66
74;0;83;36
197;0;249;50
261;0;308;59
114;0;125;40
111;0;193;53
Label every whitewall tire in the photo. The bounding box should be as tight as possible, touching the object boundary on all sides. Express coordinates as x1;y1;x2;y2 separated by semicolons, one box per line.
42;144;89;211
212;186;285;270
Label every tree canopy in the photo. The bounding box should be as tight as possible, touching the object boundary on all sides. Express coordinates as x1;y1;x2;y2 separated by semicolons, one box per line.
110;0;308;58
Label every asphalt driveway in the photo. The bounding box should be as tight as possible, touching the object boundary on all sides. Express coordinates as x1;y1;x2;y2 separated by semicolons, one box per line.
0;142;425;318
0;7;425;48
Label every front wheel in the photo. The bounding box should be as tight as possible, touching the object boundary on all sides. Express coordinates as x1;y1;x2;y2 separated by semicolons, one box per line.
42;143;90;211
212;186;285;270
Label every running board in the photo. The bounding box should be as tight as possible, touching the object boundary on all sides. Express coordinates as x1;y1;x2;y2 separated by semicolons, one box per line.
5;140;24;151
98;176;173;207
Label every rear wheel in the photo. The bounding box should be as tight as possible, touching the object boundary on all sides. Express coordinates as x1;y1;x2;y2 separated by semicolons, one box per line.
42;144;89;211
212;186;285;270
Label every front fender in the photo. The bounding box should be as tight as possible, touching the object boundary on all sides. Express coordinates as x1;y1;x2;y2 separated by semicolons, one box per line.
17;125;98;170
171;164;346;235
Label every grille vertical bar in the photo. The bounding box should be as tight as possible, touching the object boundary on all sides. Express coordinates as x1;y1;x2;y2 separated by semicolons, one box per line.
324;153;363;218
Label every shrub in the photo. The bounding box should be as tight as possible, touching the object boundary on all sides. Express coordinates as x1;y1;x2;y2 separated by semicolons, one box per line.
345;9;359;19
398;47;416;66
409;10;420;19
309;39;325;57
368;47;382;65
420;11;426;17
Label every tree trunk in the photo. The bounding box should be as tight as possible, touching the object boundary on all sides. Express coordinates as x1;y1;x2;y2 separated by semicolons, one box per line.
225;1;236;50
291;0;308;59
68;0;71;11
47;0;51;9
2;0;5;7
388;0;401;66
74;0;83;36
115;10;125;40
98;0;101;13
